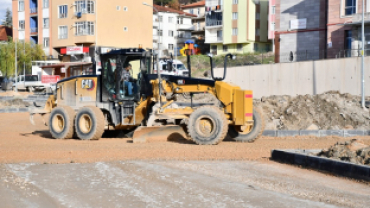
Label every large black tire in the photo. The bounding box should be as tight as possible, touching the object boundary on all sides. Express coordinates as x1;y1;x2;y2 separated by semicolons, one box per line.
187;106;228;145
49;106;76;139
228;108;265;143
75;106;105;140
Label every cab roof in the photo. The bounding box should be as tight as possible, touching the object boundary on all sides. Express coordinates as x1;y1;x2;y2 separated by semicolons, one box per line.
103;48;146;55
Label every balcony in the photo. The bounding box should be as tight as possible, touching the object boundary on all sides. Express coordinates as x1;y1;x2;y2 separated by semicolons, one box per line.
30;27;38;36
30;7;38;14
178;24;195;31
352;12;370;24
206;20;222;28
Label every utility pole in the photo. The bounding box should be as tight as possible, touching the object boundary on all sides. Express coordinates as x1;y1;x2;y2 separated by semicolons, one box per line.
361;0;366;108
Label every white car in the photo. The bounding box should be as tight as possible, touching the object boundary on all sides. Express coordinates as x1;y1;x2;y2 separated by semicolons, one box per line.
154;60;189;77
12;75;55;93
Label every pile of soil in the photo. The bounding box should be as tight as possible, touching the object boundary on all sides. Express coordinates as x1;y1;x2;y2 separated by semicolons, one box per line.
317;139;370;166
0;99;30;108
255;91;370;130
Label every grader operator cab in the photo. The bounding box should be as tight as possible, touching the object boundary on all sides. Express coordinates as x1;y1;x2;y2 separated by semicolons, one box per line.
30;48;264;145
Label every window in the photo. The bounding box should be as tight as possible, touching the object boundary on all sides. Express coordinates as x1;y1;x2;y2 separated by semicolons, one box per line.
271;22;275;31
19;20;25;30
58;26;68;39
256;28;260;36
217;30;223;41
254;43;259;52
116;6;120;11
75;1;95;13
232;28;238;36
43;38;49;48
237;44;243;51
169;44;174;50
43;0;49;8
233;0;238;4
190;9;194;14
168;30;174;37
75;21;95;35
158;29;163;36
123;7;128;11
271;6;275;14
19;1;24;11
345;0;356;15
158;16;163;22
223;45;228;52
177;17;183;24
168;17;173;23
256;13;260;20
265;44;270;52
232;12;238;20
59;5;68;18
198;8;200;15
43;18;49;28
124;27;128;31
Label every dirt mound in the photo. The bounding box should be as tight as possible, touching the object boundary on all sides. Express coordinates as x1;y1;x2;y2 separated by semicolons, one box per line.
255;91;370;130
317;139;370;165
0;99;31;108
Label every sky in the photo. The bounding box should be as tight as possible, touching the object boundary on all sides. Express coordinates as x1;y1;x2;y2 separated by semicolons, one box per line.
0;0;12;22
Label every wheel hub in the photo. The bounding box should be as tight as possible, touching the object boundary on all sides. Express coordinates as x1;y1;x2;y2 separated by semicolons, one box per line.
52;114;65;133
196;116;216;138
79;114;92;134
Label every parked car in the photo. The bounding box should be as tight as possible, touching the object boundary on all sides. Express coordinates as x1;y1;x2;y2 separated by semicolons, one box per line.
154;59;189;77
12;75;56;93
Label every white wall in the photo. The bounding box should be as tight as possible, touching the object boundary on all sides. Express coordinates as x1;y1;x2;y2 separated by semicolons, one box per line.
214;57;370;98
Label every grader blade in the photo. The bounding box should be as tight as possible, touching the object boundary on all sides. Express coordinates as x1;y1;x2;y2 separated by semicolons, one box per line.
132;126;188;143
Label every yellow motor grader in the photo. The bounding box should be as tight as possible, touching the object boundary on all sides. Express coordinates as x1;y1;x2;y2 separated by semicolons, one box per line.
30;49;264;145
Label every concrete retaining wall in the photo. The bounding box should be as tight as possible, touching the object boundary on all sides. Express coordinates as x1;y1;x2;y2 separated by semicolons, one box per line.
214;56;370;98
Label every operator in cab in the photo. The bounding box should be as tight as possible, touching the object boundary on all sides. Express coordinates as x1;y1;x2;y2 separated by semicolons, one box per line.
120;63;139;101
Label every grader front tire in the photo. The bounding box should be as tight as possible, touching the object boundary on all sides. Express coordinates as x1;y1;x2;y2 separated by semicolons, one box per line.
75;106;105;140
49;106;76;139
187;106;228;145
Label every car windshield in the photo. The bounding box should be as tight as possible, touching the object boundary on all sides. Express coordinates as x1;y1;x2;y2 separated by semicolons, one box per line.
25;76;38;82
174;64;186;70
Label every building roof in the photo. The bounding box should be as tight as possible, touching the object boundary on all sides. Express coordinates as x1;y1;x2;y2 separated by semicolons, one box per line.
0;25;12;41
153;4;197;17
181;0;205;9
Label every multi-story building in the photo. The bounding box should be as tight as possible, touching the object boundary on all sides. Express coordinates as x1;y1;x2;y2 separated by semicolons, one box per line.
12;0;53;56
205;0;270;55
12;0;152;62
273;0;327;63
152;5;196;58
181;0;210;54
327;0;370;58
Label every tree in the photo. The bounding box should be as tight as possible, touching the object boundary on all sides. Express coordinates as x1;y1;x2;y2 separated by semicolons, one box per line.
0;38;45;77
168;0;180;10
2;8;12;27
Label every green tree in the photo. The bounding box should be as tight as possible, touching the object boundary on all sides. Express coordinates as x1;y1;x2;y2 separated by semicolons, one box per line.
0;38;45;77
1;8;12;27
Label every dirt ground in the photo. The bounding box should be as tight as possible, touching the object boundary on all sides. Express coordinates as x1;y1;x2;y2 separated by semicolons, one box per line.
1;112;370;164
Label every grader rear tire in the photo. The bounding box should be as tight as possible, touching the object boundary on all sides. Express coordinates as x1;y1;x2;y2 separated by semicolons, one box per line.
49;106;76;139
187;106;228;145
75;106;105;140
228;108;265;143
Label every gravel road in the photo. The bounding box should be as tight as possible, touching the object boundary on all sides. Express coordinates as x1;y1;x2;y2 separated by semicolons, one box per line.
1;161;370;208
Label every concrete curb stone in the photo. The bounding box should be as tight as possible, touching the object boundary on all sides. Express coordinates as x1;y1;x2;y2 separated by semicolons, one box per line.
271;149;370;181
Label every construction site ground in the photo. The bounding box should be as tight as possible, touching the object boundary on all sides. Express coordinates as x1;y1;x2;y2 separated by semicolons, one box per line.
0;112;370;207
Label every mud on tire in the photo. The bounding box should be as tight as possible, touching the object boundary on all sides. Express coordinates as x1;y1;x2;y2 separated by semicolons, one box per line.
49;106;76;139
75;106;105;140
187;106;228;145
228;108;265;143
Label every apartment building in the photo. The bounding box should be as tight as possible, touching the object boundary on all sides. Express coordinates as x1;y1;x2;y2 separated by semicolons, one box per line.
273;0;327;63
153;5;196;58
205;0;270;55
13;0;152;62
327;0;370;58
181;0;210;54
12;0;53;56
